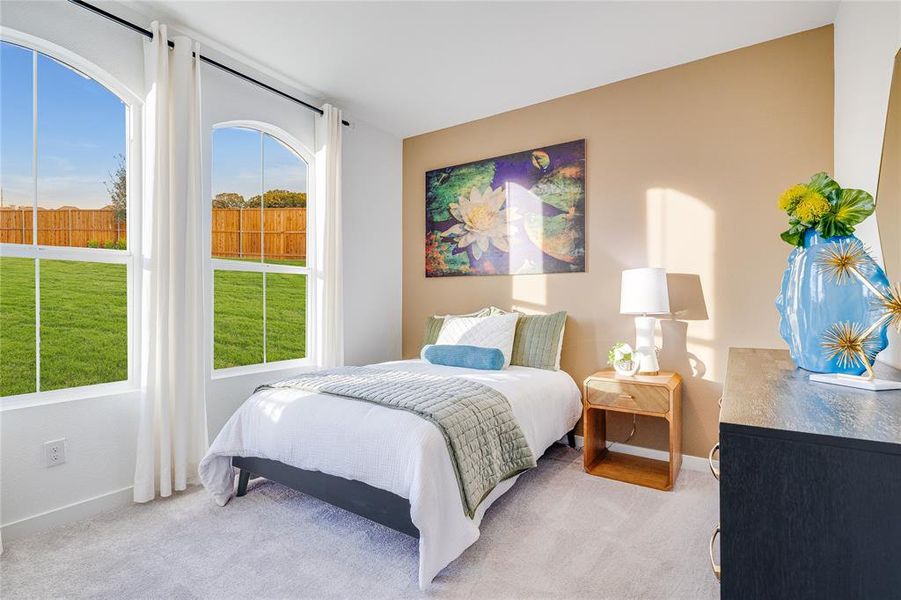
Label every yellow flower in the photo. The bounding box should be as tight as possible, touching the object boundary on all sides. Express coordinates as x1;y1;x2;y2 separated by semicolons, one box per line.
794;190;830;223
778;184;809;213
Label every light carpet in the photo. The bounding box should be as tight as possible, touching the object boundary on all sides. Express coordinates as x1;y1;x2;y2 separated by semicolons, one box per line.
0;445;720;599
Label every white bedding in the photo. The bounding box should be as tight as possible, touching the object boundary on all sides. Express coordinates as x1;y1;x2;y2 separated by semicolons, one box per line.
199;359;581;589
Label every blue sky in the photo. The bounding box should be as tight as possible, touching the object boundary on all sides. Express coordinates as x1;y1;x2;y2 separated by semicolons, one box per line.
1;41;124;209
211;127;307;202
1;41;306;211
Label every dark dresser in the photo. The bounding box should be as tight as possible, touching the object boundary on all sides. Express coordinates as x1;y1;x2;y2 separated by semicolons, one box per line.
714;347;901;599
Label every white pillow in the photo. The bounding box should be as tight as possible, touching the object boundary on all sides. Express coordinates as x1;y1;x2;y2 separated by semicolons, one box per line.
436;312;520;368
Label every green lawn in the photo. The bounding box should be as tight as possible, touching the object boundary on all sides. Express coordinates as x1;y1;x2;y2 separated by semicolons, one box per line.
0;258;38;396
0;257;306;396
213;268;307;369
0;258;127;395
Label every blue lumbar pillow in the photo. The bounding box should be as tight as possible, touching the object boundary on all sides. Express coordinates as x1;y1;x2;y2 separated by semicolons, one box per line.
421;344;505;371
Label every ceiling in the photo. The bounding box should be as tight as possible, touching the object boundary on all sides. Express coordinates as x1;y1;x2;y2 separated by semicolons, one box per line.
119;1;838;138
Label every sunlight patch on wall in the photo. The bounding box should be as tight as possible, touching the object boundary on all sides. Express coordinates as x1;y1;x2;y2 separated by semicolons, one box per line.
646;187;716;376
511;276;547;313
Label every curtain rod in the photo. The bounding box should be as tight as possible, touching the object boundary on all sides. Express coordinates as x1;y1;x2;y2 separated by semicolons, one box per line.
67;0;350;127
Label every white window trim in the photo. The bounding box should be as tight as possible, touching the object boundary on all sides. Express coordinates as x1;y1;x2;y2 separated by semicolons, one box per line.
208;121;315;377
0;381;138;412
0;29;143;407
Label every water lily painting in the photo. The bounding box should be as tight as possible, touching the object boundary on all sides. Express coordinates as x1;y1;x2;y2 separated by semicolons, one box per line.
425;139;586;277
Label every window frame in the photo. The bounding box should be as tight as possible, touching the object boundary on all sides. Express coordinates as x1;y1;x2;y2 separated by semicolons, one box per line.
0;28;143;408
208;120;315;379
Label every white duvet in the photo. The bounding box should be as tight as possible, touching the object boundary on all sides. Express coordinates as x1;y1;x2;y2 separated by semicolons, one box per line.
199;359;581;589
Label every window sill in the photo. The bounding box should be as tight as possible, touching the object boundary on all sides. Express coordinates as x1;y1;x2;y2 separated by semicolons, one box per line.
210;358;317;381
0;381;140;412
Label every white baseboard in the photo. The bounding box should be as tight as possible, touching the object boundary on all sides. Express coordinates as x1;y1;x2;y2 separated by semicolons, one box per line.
5;437;717;543
1;486;133;543
564;435;718;474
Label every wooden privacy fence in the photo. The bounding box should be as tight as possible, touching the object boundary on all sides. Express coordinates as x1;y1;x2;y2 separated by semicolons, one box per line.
0;207;307;260
0;208;125;247
211;207;307;260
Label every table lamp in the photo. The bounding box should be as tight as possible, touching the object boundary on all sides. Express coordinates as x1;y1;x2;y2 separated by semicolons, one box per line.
620;267;670;375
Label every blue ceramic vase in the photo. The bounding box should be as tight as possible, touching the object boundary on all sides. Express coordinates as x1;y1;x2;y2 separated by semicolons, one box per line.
776;230;890;374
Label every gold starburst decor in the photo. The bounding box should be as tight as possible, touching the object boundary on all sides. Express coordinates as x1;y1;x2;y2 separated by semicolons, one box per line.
814;241;900;382
821;321;879;378
815;239;873;286
879;282;901;333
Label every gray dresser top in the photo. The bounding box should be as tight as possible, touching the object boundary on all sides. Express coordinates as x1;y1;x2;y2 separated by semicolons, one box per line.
721;348;901;447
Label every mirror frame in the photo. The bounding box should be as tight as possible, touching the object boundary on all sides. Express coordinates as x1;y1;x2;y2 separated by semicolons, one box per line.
875;49;901;281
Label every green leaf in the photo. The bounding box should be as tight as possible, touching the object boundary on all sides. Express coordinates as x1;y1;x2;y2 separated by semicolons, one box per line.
530;165;585;213
816;213;855;239
780;228;805;246
426;163;495;224
807;172;841;198
831;188;875;227
780;216;810;246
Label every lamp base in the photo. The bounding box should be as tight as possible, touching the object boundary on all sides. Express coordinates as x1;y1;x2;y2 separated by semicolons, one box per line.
809;373;901;391
634;316;660;375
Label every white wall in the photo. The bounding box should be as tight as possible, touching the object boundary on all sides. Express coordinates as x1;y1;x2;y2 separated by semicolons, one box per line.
834;0;901;368
0;0;402;539
0;0;146;540
342;120;403;367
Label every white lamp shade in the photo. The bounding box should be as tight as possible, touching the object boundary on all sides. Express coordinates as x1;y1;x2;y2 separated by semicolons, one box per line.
620;267;670;315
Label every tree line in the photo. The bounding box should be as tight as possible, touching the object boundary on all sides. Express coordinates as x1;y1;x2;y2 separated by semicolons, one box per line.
105;153;306;217
212;190;307;208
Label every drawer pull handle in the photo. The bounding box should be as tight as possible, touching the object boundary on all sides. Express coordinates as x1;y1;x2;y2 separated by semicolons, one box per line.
618;393;634;401
709;525;721;582
718;396;722;407
708;443;720;481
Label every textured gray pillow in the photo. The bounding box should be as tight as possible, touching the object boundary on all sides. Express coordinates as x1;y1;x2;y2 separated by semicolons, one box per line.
422;308;491;346
510;311;567;370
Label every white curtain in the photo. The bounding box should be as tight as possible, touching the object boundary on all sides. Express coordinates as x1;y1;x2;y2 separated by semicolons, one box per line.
313;104;344;368
134;23;208;503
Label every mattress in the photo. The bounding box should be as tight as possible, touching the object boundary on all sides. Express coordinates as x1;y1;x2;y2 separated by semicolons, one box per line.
199;359;582;589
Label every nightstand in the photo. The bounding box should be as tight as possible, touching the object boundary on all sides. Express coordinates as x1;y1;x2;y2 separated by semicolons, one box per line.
582;371;682;491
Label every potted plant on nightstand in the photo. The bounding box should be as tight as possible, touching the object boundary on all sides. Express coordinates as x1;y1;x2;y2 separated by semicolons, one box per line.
608;342;640;377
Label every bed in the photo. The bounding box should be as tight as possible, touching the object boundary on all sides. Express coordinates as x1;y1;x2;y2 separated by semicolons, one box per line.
199;359;581;589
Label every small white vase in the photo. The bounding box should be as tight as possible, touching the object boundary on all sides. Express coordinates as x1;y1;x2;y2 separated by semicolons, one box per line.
614;359;639;377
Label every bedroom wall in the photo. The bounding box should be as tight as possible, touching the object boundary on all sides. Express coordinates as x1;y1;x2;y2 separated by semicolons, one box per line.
402;26;834;458
0;0;402;540
834;1;901;369
0;0;147;543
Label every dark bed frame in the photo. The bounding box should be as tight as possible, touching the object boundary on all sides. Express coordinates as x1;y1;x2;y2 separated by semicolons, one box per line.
233;429;576;537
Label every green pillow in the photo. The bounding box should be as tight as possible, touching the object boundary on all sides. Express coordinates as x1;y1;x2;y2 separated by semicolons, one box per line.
510;311;567;370
422;308;491;346
423;316;445;346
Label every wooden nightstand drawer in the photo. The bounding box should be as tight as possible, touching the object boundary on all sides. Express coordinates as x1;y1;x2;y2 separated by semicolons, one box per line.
585;379;670;415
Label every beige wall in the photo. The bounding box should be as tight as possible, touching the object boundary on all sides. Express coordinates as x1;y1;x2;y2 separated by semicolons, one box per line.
402;26;834;458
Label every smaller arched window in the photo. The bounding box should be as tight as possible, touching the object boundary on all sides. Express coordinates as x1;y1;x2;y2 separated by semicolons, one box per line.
0;38;139;400
210;125;311;371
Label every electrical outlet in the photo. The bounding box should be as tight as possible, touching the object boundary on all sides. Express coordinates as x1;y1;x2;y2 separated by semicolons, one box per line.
43;439;66;467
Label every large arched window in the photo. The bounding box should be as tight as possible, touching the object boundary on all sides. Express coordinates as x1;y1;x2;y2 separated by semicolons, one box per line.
0;38;139;400
210;124;310;371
